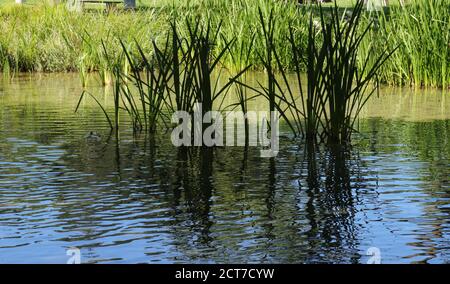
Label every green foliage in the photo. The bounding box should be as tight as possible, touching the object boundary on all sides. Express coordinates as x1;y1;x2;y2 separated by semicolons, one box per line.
0;0;447;88
360;0;449;87
0;4;164;75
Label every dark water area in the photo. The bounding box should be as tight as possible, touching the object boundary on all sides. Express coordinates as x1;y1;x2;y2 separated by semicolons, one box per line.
0;74;449;263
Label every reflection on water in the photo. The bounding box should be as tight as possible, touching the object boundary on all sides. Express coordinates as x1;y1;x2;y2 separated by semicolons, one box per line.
0;74;449;263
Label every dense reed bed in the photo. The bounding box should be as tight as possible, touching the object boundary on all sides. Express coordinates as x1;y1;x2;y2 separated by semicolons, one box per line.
362;0;449;88
0;0;448;87
76;1;397;146
77;18;250;136
0;3;165;74
240;2;397;143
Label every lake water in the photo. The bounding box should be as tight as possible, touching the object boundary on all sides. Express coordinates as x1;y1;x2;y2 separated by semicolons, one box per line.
0;74;449;263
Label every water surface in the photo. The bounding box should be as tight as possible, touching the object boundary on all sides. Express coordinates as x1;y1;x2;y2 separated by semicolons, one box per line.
0;74;449;263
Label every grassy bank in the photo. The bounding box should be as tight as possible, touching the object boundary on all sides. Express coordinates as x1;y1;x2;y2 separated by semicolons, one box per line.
0;3;166;74
0;0;448;87
366;0;449;87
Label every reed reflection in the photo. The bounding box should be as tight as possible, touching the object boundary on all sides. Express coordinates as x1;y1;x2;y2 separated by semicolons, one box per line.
302;142;362;263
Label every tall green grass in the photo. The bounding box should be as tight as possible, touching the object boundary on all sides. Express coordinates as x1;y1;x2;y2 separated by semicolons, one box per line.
0;1;307;74
0;0;448;87
360;0;449;88
0;4;164;74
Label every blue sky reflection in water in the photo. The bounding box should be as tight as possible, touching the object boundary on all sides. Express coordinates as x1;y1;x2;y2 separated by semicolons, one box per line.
0;74;448;263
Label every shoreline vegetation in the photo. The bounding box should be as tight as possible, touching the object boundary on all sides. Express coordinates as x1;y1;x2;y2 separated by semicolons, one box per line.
0;0;448;88
75;1;397;144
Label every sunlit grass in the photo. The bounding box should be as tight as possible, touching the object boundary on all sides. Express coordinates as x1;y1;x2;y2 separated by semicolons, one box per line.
0;0;448;87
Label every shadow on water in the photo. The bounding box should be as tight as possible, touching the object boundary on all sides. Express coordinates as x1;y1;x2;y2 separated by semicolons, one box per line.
174;147;215;246
145;139;366;263
301;142;362;263
0;74;449;263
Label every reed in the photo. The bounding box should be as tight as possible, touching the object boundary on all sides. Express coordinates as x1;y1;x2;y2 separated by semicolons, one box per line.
245;1;397;144
120;35;173;132
224;28;255;144
258;7;276;121
76;17;249;136
75;40;125;130
187;19;236;113
318;1;397;143
166;22;198;113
